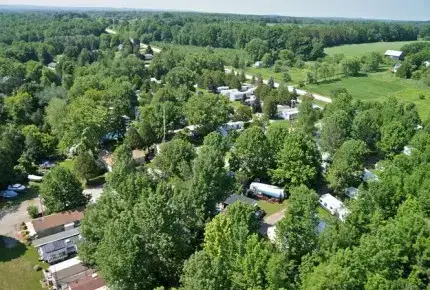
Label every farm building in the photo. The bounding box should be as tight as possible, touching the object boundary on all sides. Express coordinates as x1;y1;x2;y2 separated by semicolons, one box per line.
222;194;257;209
385;50;404;60
33;227;81;263
277;106;299;120
26;208;84;239
249;182;285;200
319;193;350;222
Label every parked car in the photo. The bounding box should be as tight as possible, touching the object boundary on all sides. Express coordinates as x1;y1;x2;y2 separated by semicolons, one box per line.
7;184;26;192
0;190;18;198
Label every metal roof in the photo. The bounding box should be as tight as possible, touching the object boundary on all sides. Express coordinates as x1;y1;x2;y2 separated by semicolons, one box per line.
224;194;257;207
385;50;403;57
33;227;80;247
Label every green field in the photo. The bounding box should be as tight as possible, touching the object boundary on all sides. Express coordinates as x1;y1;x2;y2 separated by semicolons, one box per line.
324;41;427;58
245;66;308;84
305;71;430;118
0;242;47;290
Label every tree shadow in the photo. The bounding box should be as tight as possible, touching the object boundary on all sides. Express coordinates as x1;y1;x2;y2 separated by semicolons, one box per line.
0;236;27;262
0;185;39;219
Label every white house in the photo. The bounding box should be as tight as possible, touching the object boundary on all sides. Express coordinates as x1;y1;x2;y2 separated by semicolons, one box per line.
385;50;404;60
33;227;81;264
217;121;245;136
319;194;350;222
277;106;299;120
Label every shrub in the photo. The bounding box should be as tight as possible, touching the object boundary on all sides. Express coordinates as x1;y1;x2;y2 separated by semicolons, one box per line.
419;94;426;100
27;205;39;219
33;265;42;271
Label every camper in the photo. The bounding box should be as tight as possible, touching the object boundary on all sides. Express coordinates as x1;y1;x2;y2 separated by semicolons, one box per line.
319;194;349;222
249;182;285;200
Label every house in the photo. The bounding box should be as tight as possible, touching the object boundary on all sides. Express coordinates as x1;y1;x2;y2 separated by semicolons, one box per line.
249;182;285;200
33;227;81;263
393;63;402;73
385;50;404;60
43;257;95;290
277;106;299;120
217;121;245;137
253;61;263;68
26;208;84;239
68;273;106;290
222;194;257;210
319;194;349;222
345;187;359;199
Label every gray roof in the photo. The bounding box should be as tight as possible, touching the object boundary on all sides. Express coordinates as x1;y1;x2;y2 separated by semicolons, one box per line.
33;227;80;247
224;194;257;207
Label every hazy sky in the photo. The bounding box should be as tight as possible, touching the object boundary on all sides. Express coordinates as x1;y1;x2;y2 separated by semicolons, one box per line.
1;0;429;20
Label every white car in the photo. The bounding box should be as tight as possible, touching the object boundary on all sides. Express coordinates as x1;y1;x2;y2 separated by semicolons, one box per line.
28;175;43;182
7;184;26;192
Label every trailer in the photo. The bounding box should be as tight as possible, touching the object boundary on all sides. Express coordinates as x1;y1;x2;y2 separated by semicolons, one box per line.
249;182;285;200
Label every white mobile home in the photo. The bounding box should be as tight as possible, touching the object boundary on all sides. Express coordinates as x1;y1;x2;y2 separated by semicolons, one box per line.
319;194;349;222
216;86;230;93
217;121;245;136
277;106;299;120
33;227;81;263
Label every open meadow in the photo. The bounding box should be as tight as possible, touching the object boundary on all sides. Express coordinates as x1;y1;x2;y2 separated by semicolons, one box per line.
324;41;428;58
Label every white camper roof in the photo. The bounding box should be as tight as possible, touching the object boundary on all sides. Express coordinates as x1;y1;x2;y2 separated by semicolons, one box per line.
385;50;403;57
48;257;81;273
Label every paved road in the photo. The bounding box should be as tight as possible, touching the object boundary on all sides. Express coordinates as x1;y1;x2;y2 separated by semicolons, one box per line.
259;209;286;236
224;68;332;104
0;196;40;237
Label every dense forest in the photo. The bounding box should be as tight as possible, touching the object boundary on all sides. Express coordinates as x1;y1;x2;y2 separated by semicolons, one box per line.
0;10;430;290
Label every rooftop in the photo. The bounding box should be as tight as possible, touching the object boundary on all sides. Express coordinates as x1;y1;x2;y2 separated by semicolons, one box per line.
33;227;80;248
224;194;257;207
31;208;84;233
68;274;106;290
319;193;345;210
385;50;403;57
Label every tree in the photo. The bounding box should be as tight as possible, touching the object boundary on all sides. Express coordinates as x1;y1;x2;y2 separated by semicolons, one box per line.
22;125;56;163
74;150;100;182
230;126;272;182
39;166;87;214
276;185;319;262
283;71;292;83
270;132;320;190
296;97;318;135
254;84;272;101
124;126;144;149
267;121;290;153
267;76;275;88
233;104;252;121
352;109;381;148
321;110;352;154
341;57;361;77
185;93;230;136
262;52;275;68
154;138;196;179
327;140;368;194
378;121;409;156
27;205;39;218
262;95;278;119
165;67;196;91
245;38;269;61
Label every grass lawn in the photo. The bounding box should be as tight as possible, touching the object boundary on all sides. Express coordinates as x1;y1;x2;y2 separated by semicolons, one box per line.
324;41;428;58
0;241;48;290
245;66;309;84
257;199;289;216
59;159;75;171
305;71;430;118
317;206;333;221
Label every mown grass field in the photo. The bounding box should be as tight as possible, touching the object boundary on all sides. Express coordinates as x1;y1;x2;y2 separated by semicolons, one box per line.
0;242;47;290
257;199;289;216
245;66;309;84
324;41;428;58
305;70;430;118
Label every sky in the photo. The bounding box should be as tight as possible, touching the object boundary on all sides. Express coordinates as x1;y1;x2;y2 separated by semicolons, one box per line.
1;0;429;21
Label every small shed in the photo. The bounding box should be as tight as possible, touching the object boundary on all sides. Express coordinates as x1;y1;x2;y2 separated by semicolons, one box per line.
385;50;404;60
222;194;257;209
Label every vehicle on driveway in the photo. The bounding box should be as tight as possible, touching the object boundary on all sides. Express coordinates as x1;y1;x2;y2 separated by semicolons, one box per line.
7;184;26;192
0;190;18;198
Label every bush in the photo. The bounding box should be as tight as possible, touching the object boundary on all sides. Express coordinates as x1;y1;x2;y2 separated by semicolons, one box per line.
27;205;39;219
419;94;426;100
33;265;42;271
